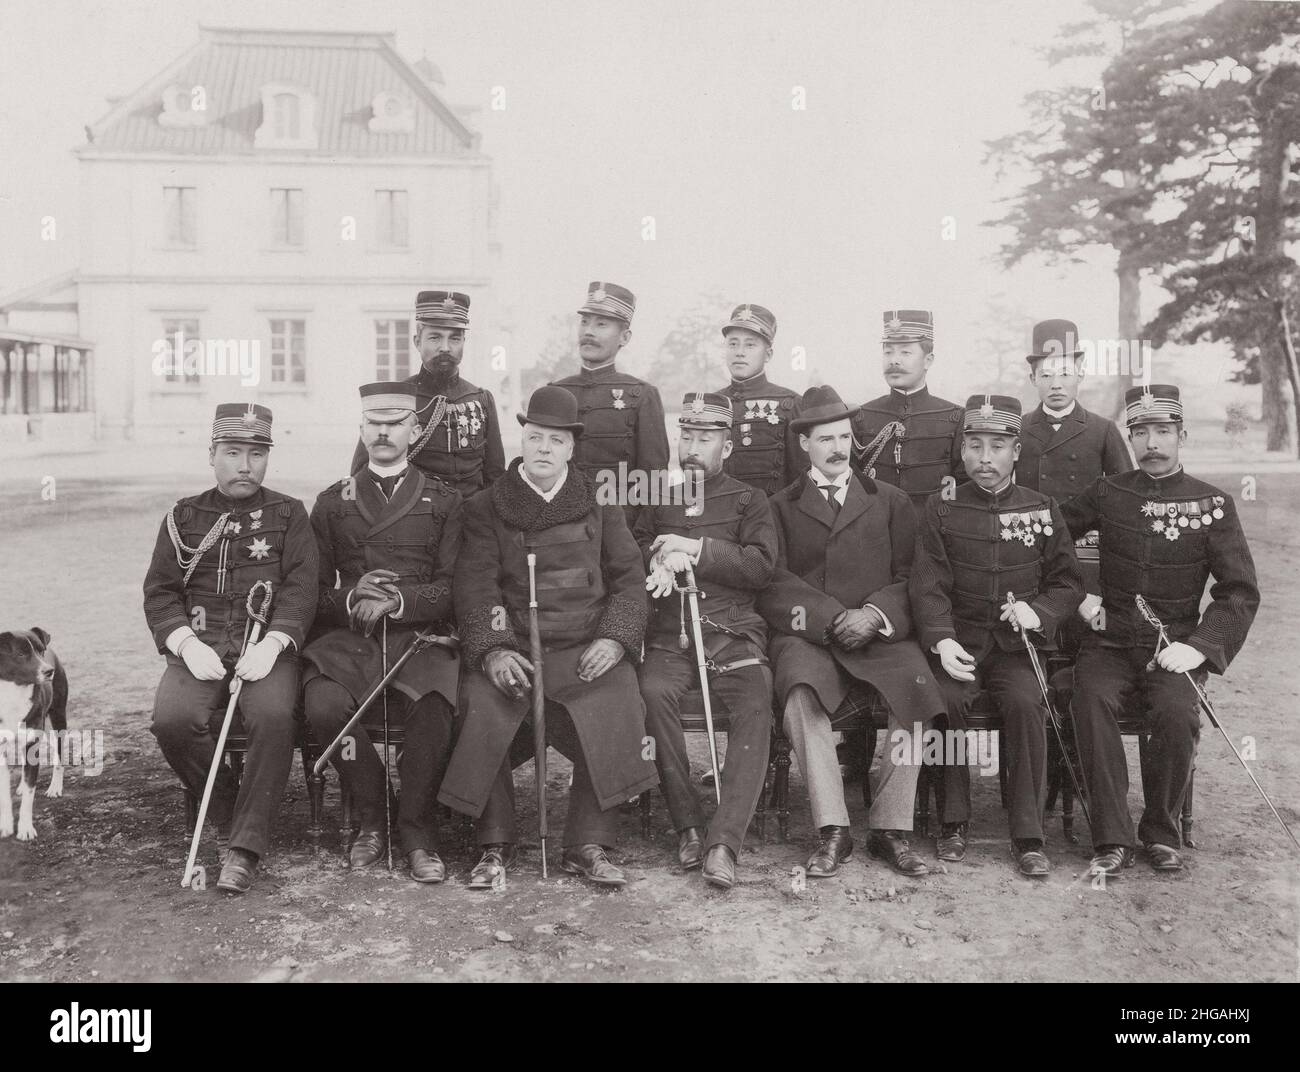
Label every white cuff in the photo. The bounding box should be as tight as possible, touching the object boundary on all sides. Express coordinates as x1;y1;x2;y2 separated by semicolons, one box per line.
390;592;406;621
165;626;197;656
265;630;294;653
864;604;894;638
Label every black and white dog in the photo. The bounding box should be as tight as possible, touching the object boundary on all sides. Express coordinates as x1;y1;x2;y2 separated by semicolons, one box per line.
0;628;69;841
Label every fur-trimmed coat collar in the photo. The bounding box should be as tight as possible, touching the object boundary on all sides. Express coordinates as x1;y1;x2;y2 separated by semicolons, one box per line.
492;458;594;531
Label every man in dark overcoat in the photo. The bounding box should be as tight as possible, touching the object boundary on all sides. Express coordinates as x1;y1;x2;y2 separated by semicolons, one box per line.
439;386;657;888
759;386;948;879
304;381;463;882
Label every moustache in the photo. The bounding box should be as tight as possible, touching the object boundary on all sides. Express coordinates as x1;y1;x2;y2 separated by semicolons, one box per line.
826;454;848;464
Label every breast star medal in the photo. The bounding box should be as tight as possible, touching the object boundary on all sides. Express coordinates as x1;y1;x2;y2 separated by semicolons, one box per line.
247;537;271;560
224;520;242;536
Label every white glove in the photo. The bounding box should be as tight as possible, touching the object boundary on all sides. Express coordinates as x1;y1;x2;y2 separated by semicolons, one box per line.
645;563;676;599
179;637;227;682
935;638;977;682
1078;593;1103;624
1155;642;1206;674
1000;599;1042;632
234;636;284;682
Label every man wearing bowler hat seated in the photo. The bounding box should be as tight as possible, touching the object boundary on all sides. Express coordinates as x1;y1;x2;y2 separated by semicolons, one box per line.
438;386;658;888
759;385;948;879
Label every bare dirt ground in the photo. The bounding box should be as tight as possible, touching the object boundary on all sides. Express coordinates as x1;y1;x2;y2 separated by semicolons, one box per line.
0;457;1297;982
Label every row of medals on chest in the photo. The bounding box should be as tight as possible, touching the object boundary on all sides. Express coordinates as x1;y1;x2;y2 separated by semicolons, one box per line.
1141;496;1225;541
221;510;272;560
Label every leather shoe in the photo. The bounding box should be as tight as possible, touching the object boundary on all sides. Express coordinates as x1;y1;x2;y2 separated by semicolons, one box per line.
1144;842;1184;871
561;844;627;887
1014;840;1050;877
216;848;257;894
349;829;386;869
468;844;517;890
702;844;737;890
407;849;446;884
806;826;854;878
677;827;705;870
1088;845;1135;878
867;830;929;877
936;822;967;862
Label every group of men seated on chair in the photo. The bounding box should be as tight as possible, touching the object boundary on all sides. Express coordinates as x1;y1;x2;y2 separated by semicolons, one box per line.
142;297;1259;896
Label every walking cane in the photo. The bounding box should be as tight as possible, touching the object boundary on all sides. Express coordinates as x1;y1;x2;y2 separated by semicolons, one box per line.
679;563;722;804
182;580;273;888
1006;593;1093;833
381;616;394;870
1135;595;1299;852
312;630;445;774
526;554;548;878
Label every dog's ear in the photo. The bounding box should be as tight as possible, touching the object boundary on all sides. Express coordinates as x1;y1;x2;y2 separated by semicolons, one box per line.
29;627;51;648
0;632;16;653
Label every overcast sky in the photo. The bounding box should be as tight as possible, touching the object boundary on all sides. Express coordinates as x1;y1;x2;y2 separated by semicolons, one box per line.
0;0;1228;403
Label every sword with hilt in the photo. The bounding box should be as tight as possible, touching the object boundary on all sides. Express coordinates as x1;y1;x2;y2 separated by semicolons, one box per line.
1006;592;1093;835
1135;594;1299;852
677;563;722;803
526;553;549;878
182;580;273;889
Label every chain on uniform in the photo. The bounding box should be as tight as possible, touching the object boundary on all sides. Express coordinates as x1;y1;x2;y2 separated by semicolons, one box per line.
166;506;231;586
406;395;450;459
853;420;906;475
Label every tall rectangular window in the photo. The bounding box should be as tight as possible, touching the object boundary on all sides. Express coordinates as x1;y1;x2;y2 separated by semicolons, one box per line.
374;319;411;381
269;319;306;384
375;189;409;248
270;188;304;247
160;318;200;385
163;186;196;246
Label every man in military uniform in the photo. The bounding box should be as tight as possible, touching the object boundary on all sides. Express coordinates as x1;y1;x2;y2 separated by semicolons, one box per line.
439;386;658;888
910;395;1084;876
1061;385;1259;876
850;309;965;506
304;382;463;883
350;290;505;496
550;282;670;526
715;303;807;495
144;403;318;894
759;386;948;878
634;392;778;890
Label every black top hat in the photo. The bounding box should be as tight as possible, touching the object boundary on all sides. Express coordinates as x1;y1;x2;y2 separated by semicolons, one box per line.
1026;318;1084;366
790;385;855;435
517;385;584;436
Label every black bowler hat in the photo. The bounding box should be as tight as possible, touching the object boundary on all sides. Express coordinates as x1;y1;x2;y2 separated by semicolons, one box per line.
1026;318;1084;366
790;385;855;435
517;385;584;436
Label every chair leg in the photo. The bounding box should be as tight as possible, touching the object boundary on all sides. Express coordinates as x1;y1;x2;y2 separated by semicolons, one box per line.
341;781;354;839
915;763;932;839
1045;729;1062;813
183;788;197;839
862;722;876;810
639;790;653;840
299;740;324;838
775;731;791;843
997;731;1008;809
1181;768;1195;849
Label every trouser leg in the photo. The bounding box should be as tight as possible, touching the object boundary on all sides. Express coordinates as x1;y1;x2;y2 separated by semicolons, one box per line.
782;685;850;829
931;664;975;824
985;651;1047;843
871;706;925;833
396;692;456;855
705;665;772;856
1137;664;1204;850
545;703;619;849
1070;646;1138;849
302;677;385;831
151;661;237;827
638;650;705;834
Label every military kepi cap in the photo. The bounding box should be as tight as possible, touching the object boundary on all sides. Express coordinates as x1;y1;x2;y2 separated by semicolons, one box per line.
679;392;733;429
212;402;273;446
359;381;418;418
415;290;470;328
518;385;584;436
963;394;1021;435
790;385;854;435
578;281;636;323
1027;318;1085;366
1125;384;1182;427
882;309;934;344
722;303;777;343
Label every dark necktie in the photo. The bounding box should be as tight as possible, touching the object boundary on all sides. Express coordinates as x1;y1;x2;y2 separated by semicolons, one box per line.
820;485;841;517
375;472;404;500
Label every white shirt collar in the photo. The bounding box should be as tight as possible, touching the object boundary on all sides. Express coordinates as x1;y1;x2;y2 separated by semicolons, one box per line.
367;459;409;478
812;467;851;490
1042;401;1077;420
518;461;568;502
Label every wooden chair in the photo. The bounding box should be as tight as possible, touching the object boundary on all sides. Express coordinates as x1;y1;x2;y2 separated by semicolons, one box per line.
637;689;793;841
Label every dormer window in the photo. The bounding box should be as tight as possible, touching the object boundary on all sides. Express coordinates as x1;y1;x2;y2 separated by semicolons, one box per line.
158;84;209;128
254;84;317;149
368;92;414;133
